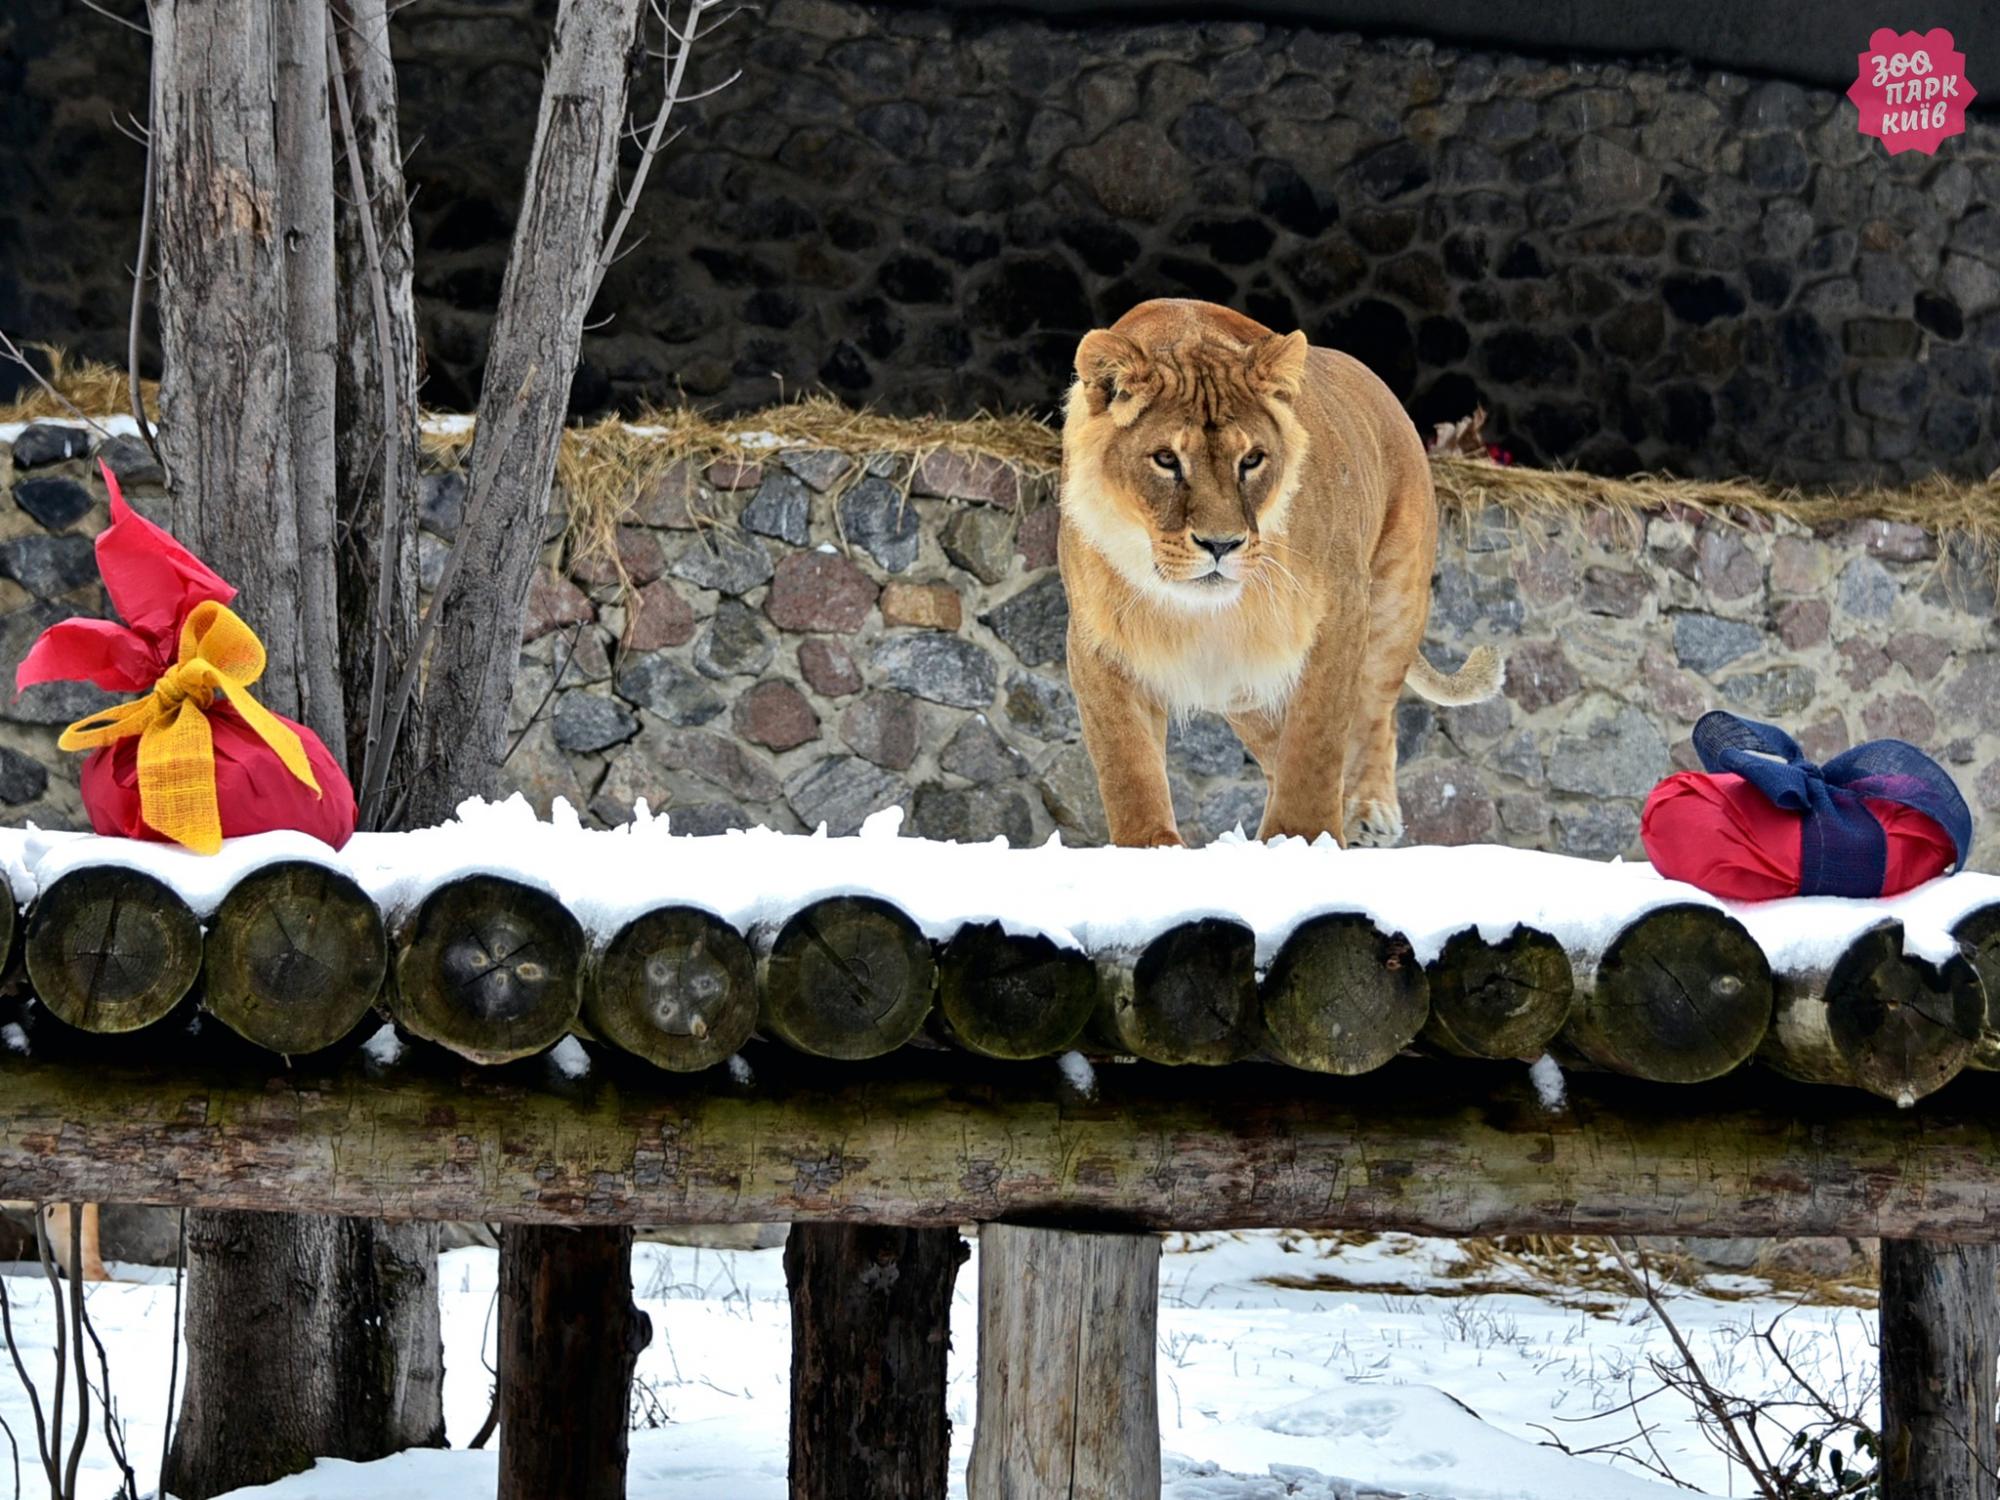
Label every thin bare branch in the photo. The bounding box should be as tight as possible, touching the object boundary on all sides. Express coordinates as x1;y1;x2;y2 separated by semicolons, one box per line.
127;79;163;473
60;1209;86;1500
0;1269;56;1496
157;1210;184;1496
502;621;585;767
330;11;410;832
75;0;150;36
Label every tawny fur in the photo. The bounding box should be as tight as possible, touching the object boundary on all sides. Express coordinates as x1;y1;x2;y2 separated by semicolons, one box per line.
1059;298;1501;848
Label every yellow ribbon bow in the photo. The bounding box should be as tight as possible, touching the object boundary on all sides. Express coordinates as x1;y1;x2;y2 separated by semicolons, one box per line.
58;600;321;855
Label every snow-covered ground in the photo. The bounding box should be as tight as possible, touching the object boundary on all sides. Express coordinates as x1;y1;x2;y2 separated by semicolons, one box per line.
0;1229;1880;1500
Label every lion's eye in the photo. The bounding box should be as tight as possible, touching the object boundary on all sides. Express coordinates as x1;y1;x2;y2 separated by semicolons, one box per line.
1240;450;1266;476
1151;450;1180;474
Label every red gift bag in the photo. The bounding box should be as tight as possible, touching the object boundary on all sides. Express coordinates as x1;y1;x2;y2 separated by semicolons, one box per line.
14;463;355;853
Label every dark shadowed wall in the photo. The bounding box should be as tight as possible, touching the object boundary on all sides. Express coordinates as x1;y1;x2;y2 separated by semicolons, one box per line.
4;0;1997;482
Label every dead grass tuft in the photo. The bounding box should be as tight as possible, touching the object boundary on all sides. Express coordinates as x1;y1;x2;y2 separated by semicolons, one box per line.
0;348;158;428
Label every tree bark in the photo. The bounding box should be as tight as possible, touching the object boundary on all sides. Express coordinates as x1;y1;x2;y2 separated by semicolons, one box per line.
150;2;439;1490
1879;1239;1999;1500
330;0;422;804
399;0;646;826
968;1225;1161;1499
786;1223;967;1500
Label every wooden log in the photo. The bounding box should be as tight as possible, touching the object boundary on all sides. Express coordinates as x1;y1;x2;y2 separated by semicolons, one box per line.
761;897;935;1061
1760;922;1980;1106
936;921;1096;1061
1952;902;2000;1070
586;906;757;1072
392;875;584;1064
967;1224;1160;1498
25;866;203;1033
1879;1239;1999;1500
786;1222;965;1500
1419;924;1573;1061
1261;913;1429;1075
15;1053;2000;1238
205;861;387;1056
1093;918;1257;1065
1560;903;1771;1083
496;1225;648;1500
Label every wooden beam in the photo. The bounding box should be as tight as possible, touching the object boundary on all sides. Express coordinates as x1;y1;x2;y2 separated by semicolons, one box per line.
6;1052;2000;1238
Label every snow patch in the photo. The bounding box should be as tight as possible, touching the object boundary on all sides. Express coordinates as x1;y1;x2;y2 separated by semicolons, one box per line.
1529;1053;1567;1113
1056;1048;1096;1098
547;1036;591;1080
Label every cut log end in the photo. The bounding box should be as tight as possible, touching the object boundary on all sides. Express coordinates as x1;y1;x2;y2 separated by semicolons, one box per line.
1095;917;1258;1066
761;896;935;1060
1420;924;1574;1061
1262;913;1430;1075
392;875;584;1065
1565;903;1772;1084
587;905;757;1072
1764;923;1980;1106
1952;903;2000;1071
205;860;388;1056
936;921;1096;1060
26;866;203;1034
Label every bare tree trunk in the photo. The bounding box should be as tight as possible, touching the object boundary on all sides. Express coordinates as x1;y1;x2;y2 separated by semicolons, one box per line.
330;0;421;797
497;1226;648;1500
399;0;645;827
786;1224;967;1500
1880;1240;1999;1500
150;0;344;741
150;2;440;1493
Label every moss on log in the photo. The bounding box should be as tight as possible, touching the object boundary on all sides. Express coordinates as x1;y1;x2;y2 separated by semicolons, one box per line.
1561;904;1772;1083
1261;913;1429;1075
204;861;387;1056
1420;924;1573;1061
761;896;934;1060
587;906;757;1072
935;921;1096;1060
1761;923;1980;1106
392;875;585;1065
25;866;203;1033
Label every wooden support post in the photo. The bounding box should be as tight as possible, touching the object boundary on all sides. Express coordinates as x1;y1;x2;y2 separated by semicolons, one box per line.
967;1224;1161;1499
785;1223;966;1499
496;1225;648;1500
1262;913;1429;1074
1878;1238;1998;1500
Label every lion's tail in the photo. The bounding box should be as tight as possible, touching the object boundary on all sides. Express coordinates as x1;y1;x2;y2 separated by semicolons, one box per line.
1406;645;1504;706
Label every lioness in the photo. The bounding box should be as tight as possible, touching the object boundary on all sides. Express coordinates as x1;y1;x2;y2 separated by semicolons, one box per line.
1059;298;1501;848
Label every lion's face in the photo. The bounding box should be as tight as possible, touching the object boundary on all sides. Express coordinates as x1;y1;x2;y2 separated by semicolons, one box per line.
1063;326;1309;612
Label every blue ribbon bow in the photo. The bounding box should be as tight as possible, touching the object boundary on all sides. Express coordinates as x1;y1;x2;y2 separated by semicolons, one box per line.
1691;711;1972;897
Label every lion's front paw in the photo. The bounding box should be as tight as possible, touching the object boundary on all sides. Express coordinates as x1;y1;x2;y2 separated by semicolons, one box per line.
1345;797;1404;848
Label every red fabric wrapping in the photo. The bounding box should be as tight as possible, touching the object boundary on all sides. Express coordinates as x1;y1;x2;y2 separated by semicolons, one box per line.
16;463;356;851
1641;770;1956;901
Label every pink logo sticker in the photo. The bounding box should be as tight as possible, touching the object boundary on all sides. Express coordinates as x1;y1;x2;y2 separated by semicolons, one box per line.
1849;28;1976;155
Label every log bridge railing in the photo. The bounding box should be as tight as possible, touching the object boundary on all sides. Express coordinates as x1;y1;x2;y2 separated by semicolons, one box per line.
3;843;2000;1496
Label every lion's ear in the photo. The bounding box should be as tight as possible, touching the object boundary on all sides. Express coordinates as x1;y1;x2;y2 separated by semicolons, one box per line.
1074;329;1152;420
1247;330;1309;401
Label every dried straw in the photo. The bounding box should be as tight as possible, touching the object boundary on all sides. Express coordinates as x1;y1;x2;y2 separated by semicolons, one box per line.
0;349;158;427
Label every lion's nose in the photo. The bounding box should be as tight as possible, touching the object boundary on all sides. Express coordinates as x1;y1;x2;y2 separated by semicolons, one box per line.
1194;534;1246;561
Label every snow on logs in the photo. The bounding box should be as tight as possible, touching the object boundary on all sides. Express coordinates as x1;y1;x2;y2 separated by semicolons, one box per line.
5;859;1999;1100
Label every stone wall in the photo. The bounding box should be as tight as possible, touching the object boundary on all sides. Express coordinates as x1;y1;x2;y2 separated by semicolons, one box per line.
3;419;1996;870
7;0;1999;485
